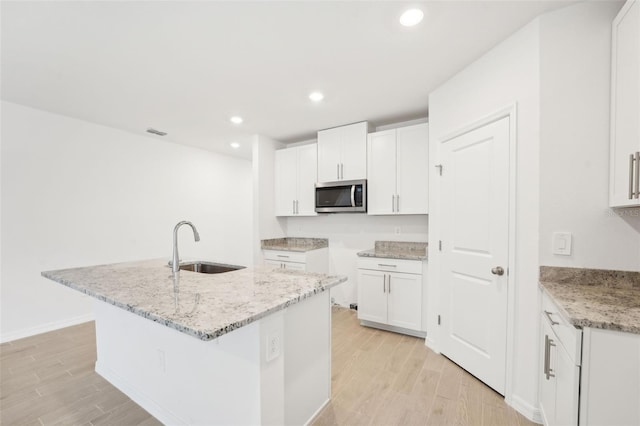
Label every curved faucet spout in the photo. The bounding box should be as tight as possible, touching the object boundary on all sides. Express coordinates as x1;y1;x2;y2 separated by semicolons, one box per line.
172;221;200;274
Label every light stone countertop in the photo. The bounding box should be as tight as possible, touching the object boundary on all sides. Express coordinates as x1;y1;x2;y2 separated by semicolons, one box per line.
357;241;428;261
261;237;329;252
539;266;640;335
42;259;346;341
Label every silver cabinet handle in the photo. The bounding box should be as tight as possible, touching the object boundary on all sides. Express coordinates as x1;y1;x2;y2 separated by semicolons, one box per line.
544;335;551;379
546;335;556;379
337;164;340;180
392;195;395;212
277;254;289;258
396;194;400;212
293;200;296;215
351;185;356;207
491;266;504;276
296;200;299;214
383;274;386;293
341;163;344;180
630;153;635;200
635;152;639;199
388;275;391;293
544;310;559;325
378;264;397;268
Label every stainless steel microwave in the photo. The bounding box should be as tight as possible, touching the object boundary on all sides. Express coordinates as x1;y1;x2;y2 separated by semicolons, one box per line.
315;179;367;213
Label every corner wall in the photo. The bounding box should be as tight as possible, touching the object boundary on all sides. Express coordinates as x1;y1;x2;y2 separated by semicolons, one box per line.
539;0;639;270
0;101;254;342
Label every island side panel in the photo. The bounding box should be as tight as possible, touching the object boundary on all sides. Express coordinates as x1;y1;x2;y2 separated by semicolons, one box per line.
93;300;262;426
284;291;331;425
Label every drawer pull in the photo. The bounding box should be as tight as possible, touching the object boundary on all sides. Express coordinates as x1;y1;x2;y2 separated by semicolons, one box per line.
378;264;397;268
544;310;559;326
277;255;289;258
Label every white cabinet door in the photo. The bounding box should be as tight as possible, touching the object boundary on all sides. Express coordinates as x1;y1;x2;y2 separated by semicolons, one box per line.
296;144;318;216
275;148;297;216
340;122;368;181
367;129;396;215
539;316;557;426
357;269;387;325
317;127;342;182
387;272;422;331
610;0;640;207
554;342;580;426
396;124;429;214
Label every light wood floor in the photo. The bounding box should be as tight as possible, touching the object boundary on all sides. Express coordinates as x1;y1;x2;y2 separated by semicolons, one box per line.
0;307;537;425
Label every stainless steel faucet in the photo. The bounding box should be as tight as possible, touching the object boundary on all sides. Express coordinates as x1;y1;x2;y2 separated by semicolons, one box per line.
172;221;200;274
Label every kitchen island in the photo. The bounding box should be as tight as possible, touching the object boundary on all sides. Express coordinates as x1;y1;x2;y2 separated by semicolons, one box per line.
42;259;346;426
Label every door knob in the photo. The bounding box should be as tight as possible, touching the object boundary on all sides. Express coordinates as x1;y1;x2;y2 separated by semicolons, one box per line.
491;266;505;276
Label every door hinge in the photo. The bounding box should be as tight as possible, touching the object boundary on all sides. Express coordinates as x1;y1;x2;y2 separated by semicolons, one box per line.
438;240;442;251
435;164;443;176
438;315;441;325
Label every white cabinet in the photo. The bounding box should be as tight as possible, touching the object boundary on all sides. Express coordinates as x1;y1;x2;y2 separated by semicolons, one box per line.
357;257;424;335
367;123;429;215
610;0;640;207
275;144;317;216
539;293;581;426
263;249;328;273
317;122;369;182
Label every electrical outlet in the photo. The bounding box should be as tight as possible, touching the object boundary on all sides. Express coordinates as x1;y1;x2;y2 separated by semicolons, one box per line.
266;331;281;362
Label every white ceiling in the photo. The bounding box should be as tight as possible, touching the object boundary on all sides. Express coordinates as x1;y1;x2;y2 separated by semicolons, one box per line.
1;1;573;159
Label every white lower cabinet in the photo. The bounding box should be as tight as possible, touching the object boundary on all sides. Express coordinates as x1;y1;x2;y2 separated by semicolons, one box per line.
540;291;640;426
263;249;328;273
357;257;425;336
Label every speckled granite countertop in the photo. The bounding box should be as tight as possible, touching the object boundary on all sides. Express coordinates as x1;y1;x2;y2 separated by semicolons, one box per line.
539;266;640;335
42;259;346;341
261;237;329;252
357;241;428;261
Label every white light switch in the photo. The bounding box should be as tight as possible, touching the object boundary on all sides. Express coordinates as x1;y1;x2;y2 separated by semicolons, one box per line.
552;232;572;256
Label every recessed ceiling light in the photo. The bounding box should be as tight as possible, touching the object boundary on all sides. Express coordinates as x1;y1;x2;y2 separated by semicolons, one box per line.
230;142;240;149
399;8;424;27
309;92;324;102
230;116;243;124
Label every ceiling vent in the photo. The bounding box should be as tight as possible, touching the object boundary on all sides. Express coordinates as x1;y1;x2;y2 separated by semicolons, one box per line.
146;128;167;136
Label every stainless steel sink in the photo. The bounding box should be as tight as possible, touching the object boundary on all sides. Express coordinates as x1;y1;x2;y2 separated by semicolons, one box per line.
179;261;245;274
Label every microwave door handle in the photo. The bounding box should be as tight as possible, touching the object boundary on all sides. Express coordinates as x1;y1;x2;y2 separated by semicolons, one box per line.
351;185;356;207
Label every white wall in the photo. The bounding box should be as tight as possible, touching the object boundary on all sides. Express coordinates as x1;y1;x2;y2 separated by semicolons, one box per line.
287;214;428;306
539;0;640;270
252;134;287;265
0;101;253;342
428;18;541;419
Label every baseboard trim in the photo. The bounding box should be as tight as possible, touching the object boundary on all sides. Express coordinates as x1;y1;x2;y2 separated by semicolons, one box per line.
359;320;426;338
305;397;330;426
425;336;440;353
0;313;95;343
509;394;543;424
95;361;186;425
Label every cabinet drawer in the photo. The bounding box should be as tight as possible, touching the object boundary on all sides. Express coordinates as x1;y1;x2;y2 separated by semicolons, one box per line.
263;250;306;264
357;257;422;274
542;291;583;365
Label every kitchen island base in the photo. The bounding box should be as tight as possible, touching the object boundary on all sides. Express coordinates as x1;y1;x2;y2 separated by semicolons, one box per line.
93;292;330;426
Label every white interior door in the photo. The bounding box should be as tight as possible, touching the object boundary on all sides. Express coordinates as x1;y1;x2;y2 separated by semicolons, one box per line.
439;117;510;395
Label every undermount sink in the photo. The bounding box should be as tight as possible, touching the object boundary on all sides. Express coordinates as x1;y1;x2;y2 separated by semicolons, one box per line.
179;261;245;274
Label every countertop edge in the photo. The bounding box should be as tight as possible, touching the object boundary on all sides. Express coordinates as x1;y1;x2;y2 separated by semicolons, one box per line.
356;249;427;261
42;270;347;341
539;282;640;335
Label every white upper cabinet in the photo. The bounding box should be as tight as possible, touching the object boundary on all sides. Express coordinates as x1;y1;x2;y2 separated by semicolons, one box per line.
367;123;429;215
275;144;317;216
610;0;640;207
317;122;368;182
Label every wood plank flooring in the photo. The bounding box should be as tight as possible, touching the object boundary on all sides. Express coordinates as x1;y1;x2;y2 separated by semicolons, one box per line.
0;307;537;425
